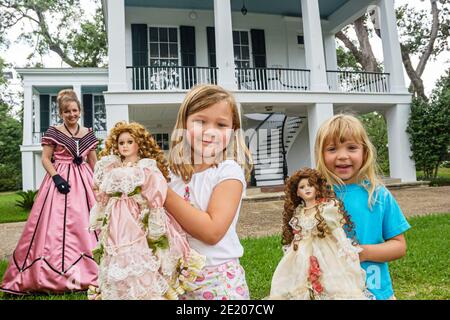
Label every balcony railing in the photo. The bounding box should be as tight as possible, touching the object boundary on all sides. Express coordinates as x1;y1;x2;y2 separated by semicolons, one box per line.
33;130;108;145
127;66;218;91
236;67;310;91
327;70;390;93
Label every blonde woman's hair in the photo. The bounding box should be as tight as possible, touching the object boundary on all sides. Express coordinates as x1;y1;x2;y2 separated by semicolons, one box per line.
57;89;82;116
169;84;253;182
314;114;382;207
100;121;170;181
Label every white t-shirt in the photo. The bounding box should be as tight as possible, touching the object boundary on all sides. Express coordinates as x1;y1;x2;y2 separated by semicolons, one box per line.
169;160;246;266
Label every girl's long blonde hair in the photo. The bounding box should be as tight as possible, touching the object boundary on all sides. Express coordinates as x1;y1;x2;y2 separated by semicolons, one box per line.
99;121;170;181
314;114;382;207
169;84;253;182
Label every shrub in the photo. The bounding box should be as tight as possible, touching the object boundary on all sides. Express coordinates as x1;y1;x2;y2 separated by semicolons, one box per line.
0;164;21;192
15;190;38;211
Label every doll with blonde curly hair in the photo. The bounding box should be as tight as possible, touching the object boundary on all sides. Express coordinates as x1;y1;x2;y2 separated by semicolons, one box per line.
88;121;204;300
269;168;373;300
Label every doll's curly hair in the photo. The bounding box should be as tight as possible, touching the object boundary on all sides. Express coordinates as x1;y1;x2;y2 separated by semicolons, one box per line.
281;168;356;250
99;121;170;181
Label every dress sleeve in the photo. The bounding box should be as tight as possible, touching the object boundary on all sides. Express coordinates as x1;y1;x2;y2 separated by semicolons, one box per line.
322;201;344;230
140;159;168;208
41;127;58;147
93;155;120;188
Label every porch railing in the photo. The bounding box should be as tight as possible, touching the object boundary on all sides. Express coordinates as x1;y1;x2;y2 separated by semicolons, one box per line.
327;70;390;93
236;67;310;91
127;66;218;91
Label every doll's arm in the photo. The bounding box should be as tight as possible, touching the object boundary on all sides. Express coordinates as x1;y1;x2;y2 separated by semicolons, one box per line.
331;227;362;262
322;204;361;261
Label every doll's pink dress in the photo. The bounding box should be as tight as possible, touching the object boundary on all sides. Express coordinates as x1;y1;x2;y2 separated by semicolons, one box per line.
0;127;99;295
89;155;204;300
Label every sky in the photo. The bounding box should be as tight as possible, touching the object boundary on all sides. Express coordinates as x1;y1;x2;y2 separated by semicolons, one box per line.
2;0;449;96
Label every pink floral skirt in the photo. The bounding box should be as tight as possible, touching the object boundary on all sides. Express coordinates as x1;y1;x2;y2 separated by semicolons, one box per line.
179;259;250;300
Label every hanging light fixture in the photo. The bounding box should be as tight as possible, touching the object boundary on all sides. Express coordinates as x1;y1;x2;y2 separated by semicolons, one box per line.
241;0;248;15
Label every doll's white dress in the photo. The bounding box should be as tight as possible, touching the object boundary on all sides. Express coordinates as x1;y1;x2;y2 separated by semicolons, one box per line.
269;200;373;300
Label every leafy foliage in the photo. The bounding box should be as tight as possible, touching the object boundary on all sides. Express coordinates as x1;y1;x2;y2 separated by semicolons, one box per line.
407;71;450;179
15;190;38;211
359;112;390;175
0;0;107;67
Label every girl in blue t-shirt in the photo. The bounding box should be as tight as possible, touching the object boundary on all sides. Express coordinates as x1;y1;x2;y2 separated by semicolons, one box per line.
314;114;411;300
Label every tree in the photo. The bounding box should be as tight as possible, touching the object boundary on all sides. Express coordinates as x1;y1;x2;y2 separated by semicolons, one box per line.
336;0;450;100
407;70;450;179
0;100;22;191
359;112;389;175
0;0;107;67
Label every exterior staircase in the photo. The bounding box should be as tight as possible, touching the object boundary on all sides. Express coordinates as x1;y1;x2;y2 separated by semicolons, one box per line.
248;113;305;187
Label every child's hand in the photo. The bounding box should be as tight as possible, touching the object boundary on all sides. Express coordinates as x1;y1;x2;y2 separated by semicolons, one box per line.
358;245;368;262
96;191;110;206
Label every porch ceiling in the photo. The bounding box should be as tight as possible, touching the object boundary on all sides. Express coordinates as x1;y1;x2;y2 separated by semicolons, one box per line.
124;0;350;19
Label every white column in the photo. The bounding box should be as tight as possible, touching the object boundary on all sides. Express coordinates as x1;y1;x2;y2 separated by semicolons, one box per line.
377;0;408;93
21;151;35;191
33;92;40;137
213;0;237;90
307;103;334;167
23;85;33;145
301;0;329;91
106;104;129;132
73;84;83;125
385;104;416;182
323;34;338;91
324;34;338;71
107;0;127;91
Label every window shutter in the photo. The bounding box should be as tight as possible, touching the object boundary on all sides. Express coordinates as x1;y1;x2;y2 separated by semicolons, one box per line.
131;24;149;89
83;94;93;129
180;26;196;89
206;27;217;84
251;29;267;89
40;95;50;133
206;27;216;67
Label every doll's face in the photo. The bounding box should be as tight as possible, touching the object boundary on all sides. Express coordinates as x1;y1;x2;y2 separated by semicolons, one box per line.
118;132;139;159
297;178;317;203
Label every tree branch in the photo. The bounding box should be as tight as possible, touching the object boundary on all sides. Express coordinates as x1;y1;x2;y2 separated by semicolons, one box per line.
415;0;439;77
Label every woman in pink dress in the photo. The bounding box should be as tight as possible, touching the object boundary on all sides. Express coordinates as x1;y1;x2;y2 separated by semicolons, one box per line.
0;89;99;295
88;121;204;300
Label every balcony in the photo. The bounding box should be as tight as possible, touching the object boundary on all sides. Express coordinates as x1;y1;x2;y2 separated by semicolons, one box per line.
127;66;217;91
327;70;390;93
236;68;310;91
127;66;391;94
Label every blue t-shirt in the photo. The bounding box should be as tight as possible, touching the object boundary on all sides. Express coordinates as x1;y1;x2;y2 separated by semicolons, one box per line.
334;184;411;300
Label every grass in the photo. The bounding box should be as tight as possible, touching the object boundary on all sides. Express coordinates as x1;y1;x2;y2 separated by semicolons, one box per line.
0;192;30;224
1;214;448;300
1;167;449;225
417;167;450;179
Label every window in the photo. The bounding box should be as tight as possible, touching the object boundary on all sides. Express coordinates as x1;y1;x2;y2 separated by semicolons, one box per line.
148;27;180;89
93;95;106;132
50;95;62;126
233;31;251;68
154;133;169;151
149;27;179;67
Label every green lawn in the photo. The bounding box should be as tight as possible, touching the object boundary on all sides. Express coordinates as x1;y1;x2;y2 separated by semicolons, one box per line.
1;214;449;300
417;167;450;179
0;192;30;224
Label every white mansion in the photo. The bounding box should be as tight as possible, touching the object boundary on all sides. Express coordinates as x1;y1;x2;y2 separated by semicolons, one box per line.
19;0;416;190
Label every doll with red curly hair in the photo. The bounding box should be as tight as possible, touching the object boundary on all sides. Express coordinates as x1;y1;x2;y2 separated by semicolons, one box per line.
88;121;204;300
269;168;373;300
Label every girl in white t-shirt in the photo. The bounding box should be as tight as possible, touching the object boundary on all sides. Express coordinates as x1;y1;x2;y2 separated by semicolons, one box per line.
164;84;253;300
